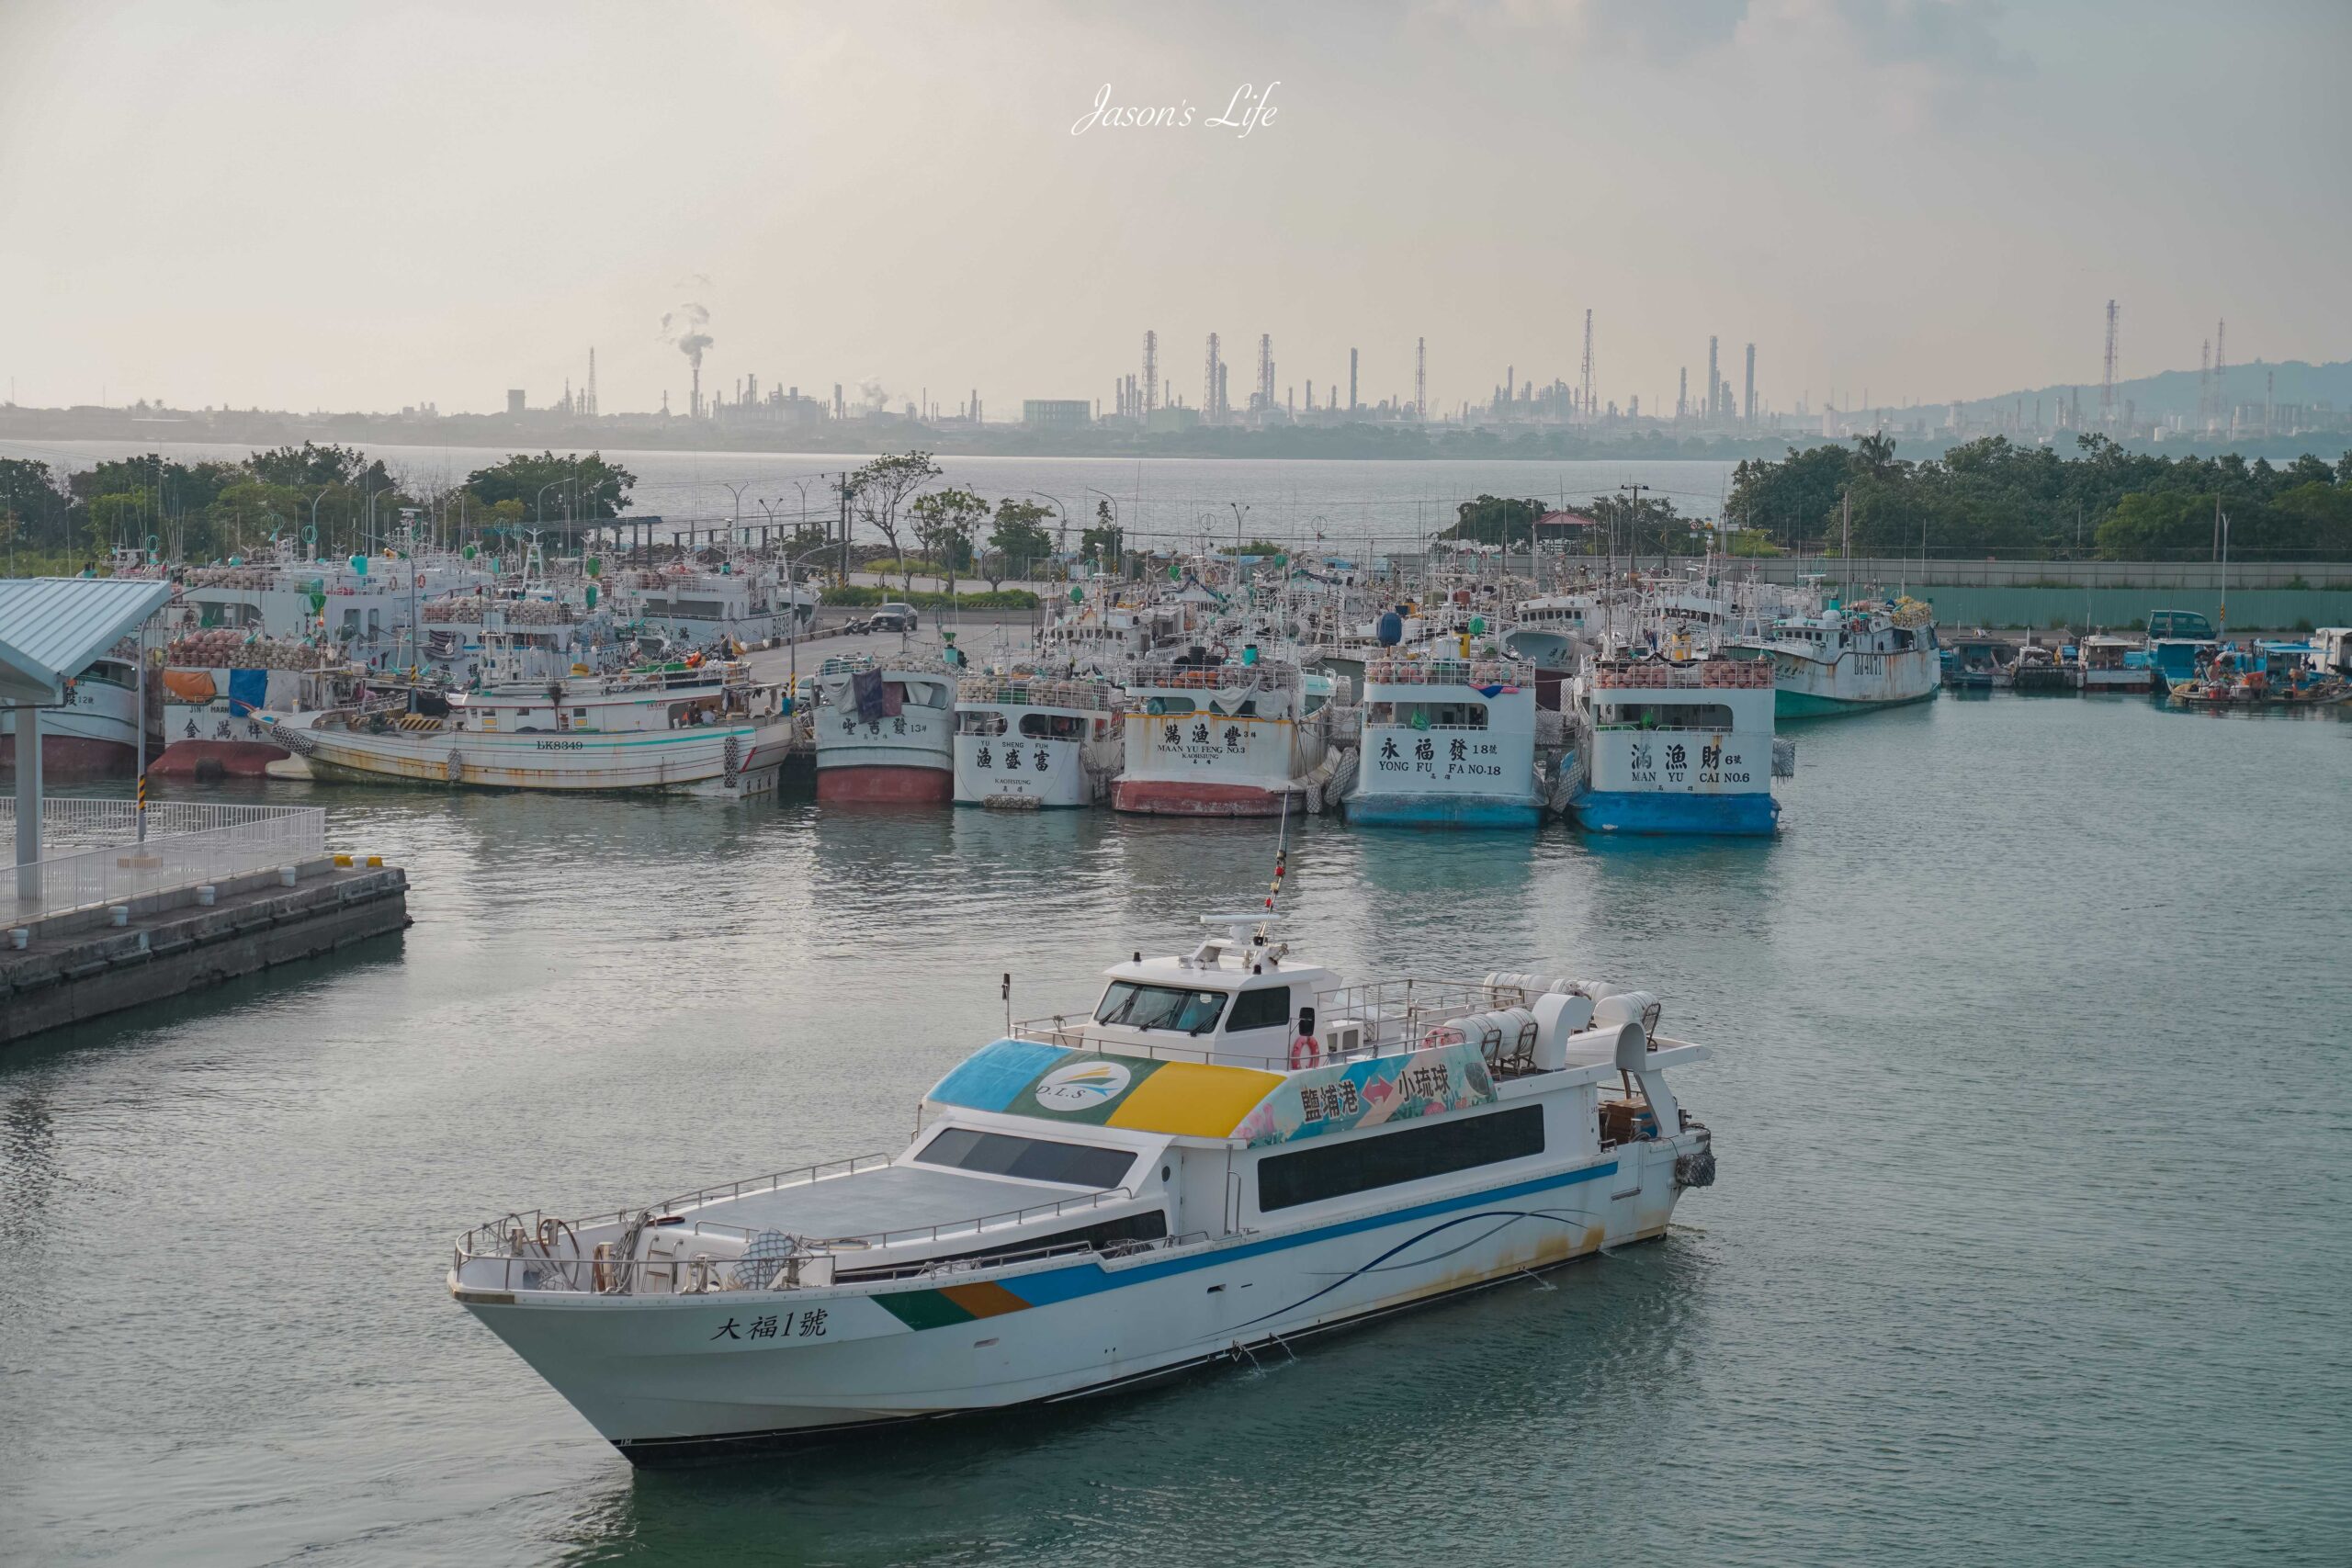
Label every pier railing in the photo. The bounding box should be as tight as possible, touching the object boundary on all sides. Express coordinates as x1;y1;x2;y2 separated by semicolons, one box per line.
5;800;326;922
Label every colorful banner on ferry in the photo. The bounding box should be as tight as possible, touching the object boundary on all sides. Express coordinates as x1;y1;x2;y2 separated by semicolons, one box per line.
927;1040;1283;1139
1234;1041;1497;1148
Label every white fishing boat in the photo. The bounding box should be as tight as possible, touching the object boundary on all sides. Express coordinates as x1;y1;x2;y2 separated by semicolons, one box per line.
1727;596;1940;717
811;655;956;805
0;648;153;779
448;918;1719;1461
611;559;818;650
2075;635;2153;694
1348;655;1547;828
953;672;1123;808
272;662;791;795
151;631;357;780
1570;655;1780;835
1114;654;1329;817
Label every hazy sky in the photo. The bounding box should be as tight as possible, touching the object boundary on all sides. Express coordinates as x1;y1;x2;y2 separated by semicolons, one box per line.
4;0;2346;418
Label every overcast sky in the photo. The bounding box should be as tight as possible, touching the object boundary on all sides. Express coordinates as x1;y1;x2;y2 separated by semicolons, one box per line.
3;0;2346;418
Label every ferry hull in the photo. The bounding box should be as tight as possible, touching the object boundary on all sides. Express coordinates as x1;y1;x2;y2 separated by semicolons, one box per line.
1112;778;1292;816
1573;789;1779;836
456;1142;1695;1462
817;762;955;805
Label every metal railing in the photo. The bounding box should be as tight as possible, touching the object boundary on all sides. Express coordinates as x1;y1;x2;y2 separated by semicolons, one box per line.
5;800;327;921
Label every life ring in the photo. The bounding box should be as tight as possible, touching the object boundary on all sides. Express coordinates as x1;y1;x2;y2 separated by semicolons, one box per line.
1288;1034;1321;1070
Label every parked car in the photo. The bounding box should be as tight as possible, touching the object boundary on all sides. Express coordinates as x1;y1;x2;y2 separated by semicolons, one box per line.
870;602;920;632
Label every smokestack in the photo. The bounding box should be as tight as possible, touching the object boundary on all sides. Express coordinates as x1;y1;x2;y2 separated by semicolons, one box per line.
1349;347;1359;412
1706;336;1720;422
1744;343;1756;428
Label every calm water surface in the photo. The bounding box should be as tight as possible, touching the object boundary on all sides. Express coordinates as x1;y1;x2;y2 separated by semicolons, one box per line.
2;695;2347;1566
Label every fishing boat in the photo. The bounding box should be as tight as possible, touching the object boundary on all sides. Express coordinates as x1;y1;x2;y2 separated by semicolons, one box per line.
953;672;1124;808
447;918;1719;1461
2167;643;2351;709
1727;596;1940;717
811;655;956;805
2143;609;2218;694
150;631;359;779
610;558;817;650
0;647;154;779
2007;642;2073;694
1114;652;1330;817
1940;635;2009;690
1569;655;1779;835
273;662;793;795
1347;654;1548;828
2075;635;2154;694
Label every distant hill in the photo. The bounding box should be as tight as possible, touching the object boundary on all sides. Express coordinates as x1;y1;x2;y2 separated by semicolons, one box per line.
1953;359;2352;423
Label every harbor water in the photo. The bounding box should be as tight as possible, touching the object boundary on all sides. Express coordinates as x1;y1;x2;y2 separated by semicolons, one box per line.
2;695;2346;1565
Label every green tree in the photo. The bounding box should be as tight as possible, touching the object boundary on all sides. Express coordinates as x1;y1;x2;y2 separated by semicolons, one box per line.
1442;495;1544;547
908;485;989;594
463;451;636;536
988;498;1055;588
0;457;71;558
847;451;942;591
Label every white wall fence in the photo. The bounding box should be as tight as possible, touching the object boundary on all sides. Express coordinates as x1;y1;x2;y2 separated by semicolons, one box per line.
6;800;326;923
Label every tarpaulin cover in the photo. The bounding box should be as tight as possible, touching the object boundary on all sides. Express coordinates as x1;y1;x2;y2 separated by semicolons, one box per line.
162;670;217;702
227;668;269;716
851;668;901;722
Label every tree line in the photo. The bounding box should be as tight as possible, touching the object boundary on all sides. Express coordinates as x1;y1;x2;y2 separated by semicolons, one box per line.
1728;434;2352;560
0;443;636;570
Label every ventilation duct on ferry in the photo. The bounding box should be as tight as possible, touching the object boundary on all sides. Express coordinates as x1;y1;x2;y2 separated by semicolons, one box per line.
1531;989;1596;1069
1590;989;1662;1040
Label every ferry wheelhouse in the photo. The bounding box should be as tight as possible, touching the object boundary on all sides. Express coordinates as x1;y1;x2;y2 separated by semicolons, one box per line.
953;673;1124;808
811;655;956;805
1114;655;1329;817
447;919;1718;1461
1571;656;1778;836
1729;597;1940;717
1348;655;1545;828
275;662;792;795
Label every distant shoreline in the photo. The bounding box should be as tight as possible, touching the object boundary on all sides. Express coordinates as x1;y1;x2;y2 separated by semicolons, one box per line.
4;412;2340;468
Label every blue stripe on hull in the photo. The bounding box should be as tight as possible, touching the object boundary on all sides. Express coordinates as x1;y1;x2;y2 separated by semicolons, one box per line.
1572;789;1778;836
1346;793;1544;829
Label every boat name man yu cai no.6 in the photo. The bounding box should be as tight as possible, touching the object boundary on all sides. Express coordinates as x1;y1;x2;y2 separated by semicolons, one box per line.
448;918;1719;1461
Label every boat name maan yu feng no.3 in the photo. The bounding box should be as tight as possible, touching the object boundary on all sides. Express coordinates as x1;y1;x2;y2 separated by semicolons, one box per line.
448;918;1719;1462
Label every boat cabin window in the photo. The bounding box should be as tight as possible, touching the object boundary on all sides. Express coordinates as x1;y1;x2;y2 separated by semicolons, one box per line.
1258;1104;1546;1212
1143;696;1195;716
1020;714;1087;739
1369;700;1487;730
898;680;953;710
958;710;1008;736
912;1127;1135;1190
1598;702;1735;731
1095;982;1227;1034
1225;986;1292;1032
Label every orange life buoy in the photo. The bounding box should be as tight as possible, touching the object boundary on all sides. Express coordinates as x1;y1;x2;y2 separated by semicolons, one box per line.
1288;1034;1321;1070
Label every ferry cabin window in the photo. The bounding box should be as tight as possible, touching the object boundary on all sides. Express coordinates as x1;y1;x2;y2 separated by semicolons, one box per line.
1095;982;1227;1033
1257;1104;1546;1212
913;1128;1136;1190
1225;986;1293;1032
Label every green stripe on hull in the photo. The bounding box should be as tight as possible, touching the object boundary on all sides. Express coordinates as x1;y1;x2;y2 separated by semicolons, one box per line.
1775;685;1939;718
875;1290;978;1330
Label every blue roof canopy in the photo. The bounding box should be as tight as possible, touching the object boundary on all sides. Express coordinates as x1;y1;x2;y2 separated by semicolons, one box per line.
0;578;177;705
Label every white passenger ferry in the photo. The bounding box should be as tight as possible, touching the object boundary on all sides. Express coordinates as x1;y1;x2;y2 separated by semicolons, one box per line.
1571;655;1779;835
1114;654;1330;816
1348;655;1546;828
448;919;1718;1461
953;672;1124;808
273;662;792;795
811;655;956;805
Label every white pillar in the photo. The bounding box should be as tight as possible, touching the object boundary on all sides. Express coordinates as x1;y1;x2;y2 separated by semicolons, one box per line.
14;704;40;902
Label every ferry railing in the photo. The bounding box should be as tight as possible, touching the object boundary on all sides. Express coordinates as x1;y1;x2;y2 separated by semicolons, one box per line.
453;1184;1159;1295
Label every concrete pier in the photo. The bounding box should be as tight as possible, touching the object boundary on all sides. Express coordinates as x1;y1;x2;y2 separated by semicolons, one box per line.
1;857;409;1045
